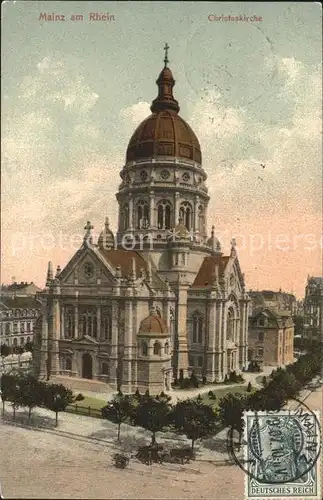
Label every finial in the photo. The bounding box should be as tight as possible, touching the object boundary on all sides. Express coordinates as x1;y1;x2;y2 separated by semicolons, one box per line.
105;217;110;229
84;221;94;243
164;43;169;67
46;261;53;286
55;265;61;278
211;225;215;237
131;256;136;279
230;238;237;257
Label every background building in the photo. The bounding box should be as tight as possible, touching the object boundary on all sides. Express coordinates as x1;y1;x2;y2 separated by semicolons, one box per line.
0;297;42;349
0;281;41;298
248;290;295;367
33;50;250;394
303;276;323;347
248;307;294;367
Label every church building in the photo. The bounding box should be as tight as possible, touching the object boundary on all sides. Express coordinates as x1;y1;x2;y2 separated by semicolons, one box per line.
34;46;250;394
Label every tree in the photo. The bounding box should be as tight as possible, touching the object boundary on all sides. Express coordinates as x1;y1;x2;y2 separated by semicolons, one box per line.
101;394;133;441
43;383;74;426
269;370;300;399
132;396;172;445
1;343;10;358
24;341;33;353
247;382;252;392
172;399;218;450
19;375;45;422
0;373;18;416
218;393;246;447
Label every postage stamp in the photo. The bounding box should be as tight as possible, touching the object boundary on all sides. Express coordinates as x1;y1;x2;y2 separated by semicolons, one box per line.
243;409;321;500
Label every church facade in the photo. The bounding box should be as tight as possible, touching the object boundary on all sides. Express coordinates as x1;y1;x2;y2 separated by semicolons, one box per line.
34;49;250;394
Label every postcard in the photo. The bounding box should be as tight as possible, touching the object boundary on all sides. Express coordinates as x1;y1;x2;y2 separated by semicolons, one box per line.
1;2;322;499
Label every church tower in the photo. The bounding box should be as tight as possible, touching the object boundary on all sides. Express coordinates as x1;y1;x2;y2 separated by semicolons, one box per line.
116;45;213;282
35;46;249;393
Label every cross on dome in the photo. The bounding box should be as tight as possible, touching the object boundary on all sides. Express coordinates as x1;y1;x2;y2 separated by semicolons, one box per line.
164;43;169;67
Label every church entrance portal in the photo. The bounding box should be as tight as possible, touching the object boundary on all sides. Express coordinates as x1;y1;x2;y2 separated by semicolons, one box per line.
82;353;93;379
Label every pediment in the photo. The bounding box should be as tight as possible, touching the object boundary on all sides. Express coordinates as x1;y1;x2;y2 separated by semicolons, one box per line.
58;244;116;286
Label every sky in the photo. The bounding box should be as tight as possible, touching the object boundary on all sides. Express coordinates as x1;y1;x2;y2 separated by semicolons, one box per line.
1;1;322;297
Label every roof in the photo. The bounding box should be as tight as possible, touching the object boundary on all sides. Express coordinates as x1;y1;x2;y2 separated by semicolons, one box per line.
0;297;42;310
97;248;167;289
191;255;230;287
139;314;168;336
126;64;201;164
1;282;41;292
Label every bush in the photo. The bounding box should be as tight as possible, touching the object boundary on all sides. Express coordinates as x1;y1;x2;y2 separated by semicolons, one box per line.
179;377;192;389
247;382;252;392
208;390;216;400
113;453;129;469
190;372;199;388
262;376;267;387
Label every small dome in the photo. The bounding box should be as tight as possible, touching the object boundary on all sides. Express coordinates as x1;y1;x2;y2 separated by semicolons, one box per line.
98;217;115;250
207;226;221;252
139;307;168;336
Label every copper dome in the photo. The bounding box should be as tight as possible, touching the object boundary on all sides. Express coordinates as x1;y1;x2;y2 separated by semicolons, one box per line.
139;313;168;336
126;63;202;164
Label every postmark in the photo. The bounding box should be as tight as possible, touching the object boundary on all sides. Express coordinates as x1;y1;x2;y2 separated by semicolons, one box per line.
227;399;321;499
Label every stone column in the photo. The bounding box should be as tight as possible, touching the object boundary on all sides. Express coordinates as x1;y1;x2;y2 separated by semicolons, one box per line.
74;304;78;339
194;195;199;232
123;297;133;392
110;300;119;387
149;191;155;229
222;301;228;377
174;192;180;224
51;298;61;375
129;196;134;230
206;301;216;382
176;285;189;379
60;305;65;339
97;306;101;341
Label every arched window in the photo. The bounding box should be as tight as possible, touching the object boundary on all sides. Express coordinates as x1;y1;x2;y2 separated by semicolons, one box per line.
179;202;192;231
198;205;205;234
227;308;235;341
153;342;161;355
65;358;72;371
122;204;129;231
157;200;172;229
164;342;169;355
192;313;203;343
142;342;148;356
20;337;24;345
155;307;161;318
101;362;109;375
101;312;111;342
79;308;97;339
67;311;74;339
13;338;18;347
136;200;149;229
26;336;30;343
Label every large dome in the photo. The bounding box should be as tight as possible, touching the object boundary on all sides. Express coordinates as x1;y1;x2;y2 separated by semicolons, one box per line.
126;65;202;164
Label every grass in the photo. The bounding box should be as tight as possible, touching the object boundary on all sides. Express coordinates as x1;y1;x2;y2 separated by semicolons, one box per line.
65;394;108;418
195;385;248;408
